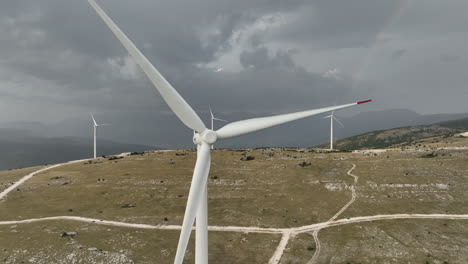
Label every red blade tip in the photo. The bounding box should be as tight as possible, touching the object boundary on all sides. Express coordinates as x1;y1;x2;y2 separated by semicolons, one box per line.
357;99;372;104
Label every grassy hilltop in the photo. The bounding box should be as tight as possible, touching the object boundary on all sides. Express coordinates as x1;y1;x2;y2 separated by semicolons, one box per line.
0;133;467;263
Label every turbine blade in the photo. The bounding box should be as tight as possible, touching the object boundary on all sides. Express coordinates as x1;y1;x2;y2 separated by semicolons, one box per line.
174;143;211;264
209;105;214;119
87;0;206;133
100;123;111;126
90;113;98;127
216;100;371;139
333;117;344;128
213;118;228;122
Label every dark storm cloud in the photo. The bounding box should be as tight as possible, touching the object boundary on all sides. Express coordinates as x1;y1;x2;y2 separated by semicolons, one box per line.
265;0;407;49
0;0;467;148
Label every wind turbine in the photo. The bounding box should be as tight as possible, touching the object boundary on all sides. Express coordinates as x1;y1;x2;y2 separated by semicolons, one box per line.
209;106;227;149
86;1;372;263
323;111;344;150
90;113;110;159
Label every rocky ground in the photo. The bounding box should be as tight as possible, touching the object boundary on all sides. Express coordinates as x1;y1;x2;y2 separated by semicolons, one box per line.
0;134;467;263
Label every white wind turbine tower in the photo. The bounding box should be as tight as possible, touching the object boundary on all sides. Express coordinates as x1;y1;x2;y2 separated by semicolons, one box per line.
323;111;344;150
90;113;110;159
209;106;227;149
86;1;372;263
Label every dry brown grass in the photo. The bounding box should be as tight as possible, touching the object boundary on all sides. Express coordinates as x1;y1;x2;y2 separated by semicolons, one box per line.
0;220;279;264
0;136;467;263
0;166;44;192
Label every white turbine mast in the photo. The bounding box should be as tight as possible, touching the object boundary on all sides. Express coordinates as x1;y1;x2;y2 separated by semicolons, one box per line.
90;113;110;159
209;106;227;149
323;111;344;150
86;1;372;263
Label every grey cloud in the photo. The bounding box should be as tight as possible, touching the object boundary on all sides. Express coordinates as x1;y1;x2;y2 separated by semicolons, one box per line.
265;0;406;49
239;46;297;70
0;0;467;150
391;49;407;61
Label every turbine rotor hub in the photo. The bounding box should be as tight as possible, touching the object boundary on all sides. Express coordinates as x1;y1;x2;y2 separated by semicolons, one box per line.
193;130;217;145
201;130;217;144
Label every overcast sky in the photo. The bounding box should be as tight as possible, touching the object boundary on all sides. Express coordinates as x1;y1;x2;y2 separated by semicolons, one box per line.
1;0;467;146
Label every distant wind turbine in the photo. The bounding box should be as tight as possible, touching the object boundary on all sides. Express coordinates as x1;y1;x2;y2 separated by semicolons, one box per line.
323;111;344;150
90;113;110;159
86;1;372;263
209;106;227;149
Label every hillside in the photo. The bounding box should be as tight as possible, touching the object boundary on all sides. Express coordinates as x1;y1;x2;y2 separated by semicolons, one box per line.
437;117;468;130
323;115;468;150
330;125;462;150
0;135;467;263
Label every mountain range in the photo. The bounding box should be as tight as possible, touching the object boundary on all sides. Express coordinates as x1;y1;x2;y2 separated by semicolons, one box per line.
1;108;467;169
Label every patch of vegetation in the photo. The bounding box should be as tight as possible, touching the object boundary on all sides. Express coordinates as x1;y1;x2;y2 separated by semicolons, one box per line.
108;156;124;161
420;152;438;158
240;156;255;161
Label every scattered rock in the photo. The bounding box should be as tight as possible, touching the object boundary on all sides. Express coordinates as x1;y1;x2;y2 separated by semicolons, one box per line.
61;232;77;238
121;204;136;208
164;217;169;222
88;247;98;251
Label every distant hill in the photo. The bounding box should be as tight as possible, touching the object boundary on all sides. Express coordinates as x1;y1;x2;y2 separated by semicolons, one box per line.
329;125;461;150
2;109;467;149
322;115;468;150
0;109;467;167
437;117;468;130
0;129;161;170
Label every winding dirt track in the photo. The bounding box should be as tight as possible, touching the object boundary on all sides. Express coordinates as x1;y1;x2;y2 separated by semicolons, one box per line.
0;159;90;200
1;160;468;263
1;214;468;233
268;231;292;264
307;163;358;264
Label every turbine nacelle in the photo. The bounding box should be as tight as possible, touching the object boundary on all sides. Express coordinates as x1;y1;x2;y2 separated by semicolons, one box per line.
193;129;218;145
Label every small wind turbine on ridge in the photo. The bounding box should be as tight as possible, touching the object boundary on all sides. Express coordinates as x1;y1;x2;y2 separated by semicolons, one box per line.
323;111;344;150
90;113;110;159
209;106;227;149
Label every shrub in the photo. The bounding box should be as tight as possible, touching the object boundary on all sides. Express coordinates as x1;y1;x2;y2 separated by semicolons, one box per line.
298;162;312;167
108;156;123;161
240;156;255;161
420;152;437;158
